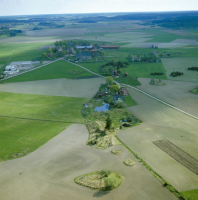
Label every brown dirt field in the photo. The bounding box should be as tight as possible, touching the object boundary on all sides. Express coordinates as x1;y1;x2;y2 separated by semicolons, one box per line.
0;124;177;200
137;78;198;118
117;87;198;191
153;139;198;175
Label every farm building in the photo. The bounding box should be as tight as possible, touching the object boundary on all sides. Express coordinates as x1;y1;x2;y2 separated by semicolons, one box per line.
100;45;120;49
118;87;127;96
96;91;108;97
112;70;117;75
76;45;94;50
5;65;17;71
76;52;92;61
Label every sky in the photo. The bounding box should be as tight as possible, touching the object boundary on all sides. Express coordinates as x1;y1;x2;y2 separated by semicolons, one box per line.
0;0;198;16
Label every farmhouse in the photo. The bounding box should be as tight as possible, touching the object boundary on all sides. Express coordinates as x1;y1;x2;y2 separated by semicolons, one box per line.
100;45;120;49
76;52;92;61
76;45;94;50
118;87;127;96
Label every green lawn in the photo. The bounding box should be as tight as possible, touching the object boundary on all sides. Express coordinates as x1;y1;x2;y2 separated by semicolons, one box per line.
0;91;89;123
124;94;137;107
80;60;167;80
2;60;94;83
0;117;71;161
181;189;198;200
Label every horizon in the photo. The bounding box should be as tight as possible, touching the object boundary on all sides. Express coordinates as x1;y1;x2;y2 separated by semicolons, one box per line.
0;0;198;16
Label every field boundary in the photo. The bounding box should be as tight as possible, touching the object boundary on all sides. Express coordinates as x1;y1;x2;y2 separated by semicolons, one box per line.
0;114;78;124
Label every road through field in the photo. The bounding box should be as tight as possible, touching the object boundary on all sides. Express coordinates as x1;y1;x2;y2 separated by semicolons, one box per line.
137;78;198;118
0;124;177;200
118;87;198;191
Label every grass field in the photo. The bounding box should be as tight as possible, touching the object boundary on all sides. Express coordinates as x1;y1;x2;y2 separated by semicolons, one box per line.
0;117;71;161
181;189;198;200
162;57;198;82
80;59;167;80
2;60;94;83
0;91;89;122
124;94;137;107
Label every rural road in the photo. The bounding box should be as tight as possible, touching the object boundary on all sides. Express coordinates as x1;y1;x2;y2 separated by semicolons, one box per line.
0;124;177;200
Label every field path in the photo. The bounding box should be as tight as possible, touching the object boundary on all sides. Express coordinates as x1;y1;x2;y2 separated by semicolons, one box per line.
0;124;177;200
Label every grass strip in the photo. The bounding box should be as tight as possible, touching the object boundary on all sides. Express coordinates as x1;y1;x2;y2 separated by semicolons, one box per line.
116;136;186;200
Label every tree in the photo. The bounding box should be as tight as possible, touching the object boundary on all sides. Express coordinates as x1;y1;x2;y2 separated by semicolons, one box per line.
47;48;52;53
117;69;121;74
110;85;119;94
61;50;66;56
76;49;80;53
104;68;109;75
106;76;114;85
42;52;48;58
105;116;112;130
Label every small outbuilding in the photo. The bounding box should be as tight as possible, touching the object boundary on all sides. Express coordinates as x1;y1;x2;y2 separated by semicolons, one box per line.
124;72;128;77
118;87;127;96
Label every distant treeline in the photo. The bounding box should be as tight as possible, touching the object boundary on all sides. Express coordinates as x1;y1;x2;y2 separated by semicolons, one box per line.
151;16;198;28
78;20;97;23
188;67;198;71
38;22;65;28
150;72;164;75
0;27;22;37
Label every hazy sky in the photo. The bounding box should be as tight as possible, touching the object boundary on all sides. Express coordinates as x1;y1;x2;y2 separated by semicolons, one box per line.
0;0;198;16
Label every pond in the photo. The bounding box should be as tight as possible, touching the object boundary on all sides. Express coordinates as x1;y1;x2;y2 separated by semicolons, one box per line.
94;103;110;112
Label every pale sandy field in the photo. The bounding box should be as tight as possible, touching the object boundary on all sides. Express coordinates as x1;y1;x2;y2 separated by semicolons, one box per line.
0;78;105;98
118;87;198;191
0;124;177;200
137;78;198;118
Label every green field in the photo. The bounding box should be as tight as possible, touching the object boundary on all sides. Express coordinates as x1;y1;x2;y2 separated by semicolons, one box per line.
0;117;71;161
181;189;198;200
124;94;137;107
2;60;94;83
0;91;89;122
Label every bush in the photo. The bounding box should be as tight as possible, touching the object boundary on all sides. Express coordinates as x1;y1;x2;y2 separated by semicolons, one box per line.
104;176;117;190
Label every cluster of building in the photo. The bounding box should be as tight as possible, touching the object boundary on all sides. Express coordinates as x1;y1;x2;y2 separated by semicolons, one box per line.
2;61;40;76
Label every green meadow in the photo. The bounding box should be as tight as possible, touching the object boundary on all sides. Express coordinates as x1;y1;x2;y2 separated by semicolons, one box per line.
2;60;94;83
0;91;89;122
0;117;71;161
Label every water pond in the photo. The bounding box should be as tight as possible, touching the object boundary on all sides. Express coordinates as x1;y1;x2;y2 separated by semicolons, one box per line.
94;103;110;112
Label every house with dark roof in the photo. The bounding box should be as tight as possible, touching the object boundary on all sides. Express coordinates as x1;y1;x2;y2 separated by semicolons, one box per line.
76;52;92;61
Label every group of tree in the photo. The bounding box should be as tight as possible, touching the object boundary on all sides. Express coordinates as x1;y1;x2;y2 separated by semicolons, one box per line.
99;60;129;75
170;71;184;77
0;27;22;37
188;67;198;71
42;47;66;59
38;22;65;28
150;72;164;75
126;54;161;63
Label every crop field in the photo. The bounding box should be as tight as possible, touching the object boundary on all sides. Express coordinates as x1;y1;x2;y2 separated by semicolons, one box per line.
0;78;105;98
0;124;177;200
162;57;198;82
37;45;55;50
0;91;89;123
25;28;87;37
0;117;71;161
137;78;198;118
118;87;198;192
153;139;198;175
2;60;94;83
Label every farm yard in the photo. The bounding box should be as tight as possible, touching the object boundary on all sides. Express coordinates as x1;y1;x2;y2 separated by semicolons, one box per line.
0;124;177;200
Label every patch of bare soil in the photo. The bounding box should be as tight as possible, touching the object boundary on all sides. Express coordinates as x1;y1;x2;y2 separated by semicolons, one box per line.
74;171;124;191
123;159;136;166
153;140;198;175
